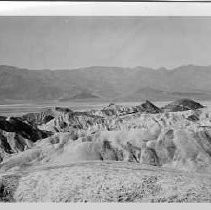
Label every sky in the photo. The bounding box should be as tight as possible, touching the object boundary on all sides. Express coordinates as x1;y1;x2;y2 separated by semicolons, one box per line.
1;16;211;70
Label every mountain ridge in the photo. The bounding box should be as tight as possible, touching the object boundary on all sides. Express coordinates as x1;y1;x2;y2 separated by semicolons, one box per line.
1;64;211;102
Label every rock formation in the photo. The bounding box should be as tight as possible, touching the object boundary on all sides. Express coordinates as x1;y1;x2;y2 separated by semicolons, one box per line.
135;100;162;114
0;98;211;174
21;108;55;126
0;115;52;162
162;98;204;112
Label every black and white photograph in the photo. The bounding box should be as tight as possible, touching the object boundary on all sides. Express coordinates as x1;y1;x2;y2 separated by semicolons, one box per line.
0;1;211;203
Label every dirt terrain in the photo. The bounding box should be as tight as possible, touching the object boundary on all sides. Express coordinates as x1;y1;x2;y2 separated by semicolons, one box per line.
1;161;211;202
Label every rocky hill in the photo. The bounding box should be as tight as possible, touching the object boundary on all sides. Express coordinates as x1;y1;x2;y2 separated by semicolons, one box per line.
0;98;211;202
0;99;208;171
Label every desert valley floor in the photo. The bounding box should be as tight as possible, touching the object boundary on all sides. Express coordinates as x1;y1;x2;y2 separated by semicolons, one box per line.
0;99;211;202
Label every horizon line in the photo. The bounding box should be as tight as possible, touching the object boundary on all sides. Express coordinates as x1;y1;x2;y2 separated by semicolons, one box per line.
1;63;211;71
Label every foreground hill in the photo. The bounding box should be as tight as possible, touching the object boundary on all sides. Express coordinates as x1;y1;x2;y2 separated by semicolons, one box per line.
1;161;211;202
1;65;211;102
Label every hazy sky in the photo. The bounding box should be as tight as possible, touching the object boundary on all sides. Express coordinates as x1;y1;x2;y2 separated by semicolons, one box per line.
1;16;211;70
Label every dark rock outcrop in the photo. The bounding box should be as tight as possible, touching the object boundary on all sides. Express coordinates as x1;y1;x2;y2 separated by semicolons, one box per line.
135;100;162;114
0;115;53;162
0;132;12;154
0;116;50;142
55;107;73;114
186;114;199;122
162;98;204;112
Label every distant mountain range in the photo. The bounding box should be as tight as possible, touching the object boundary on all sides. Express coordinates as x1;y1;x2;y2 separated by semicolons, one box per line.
1;64;211;103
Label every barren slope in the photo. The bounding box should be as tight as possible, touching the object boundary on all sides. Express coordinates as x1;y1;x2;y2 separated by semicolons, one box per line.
0;161;211;202
0;99;211;202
